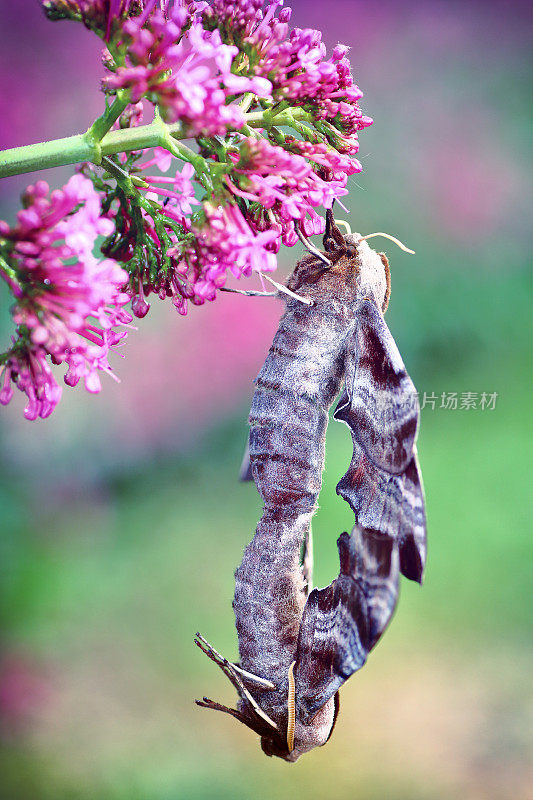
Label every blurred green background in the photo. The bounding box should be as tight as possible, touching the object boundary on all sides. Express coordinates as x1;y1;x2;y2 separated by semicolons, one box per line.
0;1;532;798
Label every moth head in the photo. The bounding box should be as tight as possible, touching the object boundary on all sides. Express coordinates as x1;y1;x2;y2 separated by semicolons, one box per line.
261;661;340;762
195;635;341;762
260;692;340;762
289;211;401;312
320;209;418;312
196;685;338;763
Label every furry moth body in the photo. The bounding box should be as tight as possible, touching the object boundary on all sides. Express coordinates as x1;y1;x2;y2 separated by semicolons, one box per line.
196;214;426;761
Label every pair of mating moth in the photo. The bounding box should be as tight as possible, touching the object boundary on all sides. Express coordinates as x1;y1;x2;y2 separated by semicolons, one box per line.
195;212;426;761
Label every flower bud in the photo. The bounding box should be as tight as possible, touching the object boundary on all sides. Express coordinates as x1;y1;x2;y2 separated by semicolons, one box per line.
131;296;151;318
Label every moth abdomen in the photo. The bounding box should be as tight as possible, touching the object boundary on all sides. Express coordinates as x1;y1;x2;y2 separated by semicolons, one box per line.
249;392;328;508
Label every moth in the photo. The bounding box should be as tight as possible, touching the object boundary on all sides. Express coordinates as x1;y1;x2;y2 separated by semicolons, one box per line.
195;212;426;761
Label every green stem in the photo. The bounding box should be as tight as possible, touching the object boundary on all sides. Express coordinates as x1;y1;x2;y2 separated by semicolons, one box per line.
0;108;313;180
86;92;129;142
238;92;255;113
0;253;22;296
100;157;139;194
0;134;100;179
245;107;312;129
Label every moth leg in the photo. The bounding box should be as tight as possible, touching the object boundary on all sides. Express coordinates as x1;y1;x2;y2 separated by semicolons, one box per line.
195;696;246;722
301;522;314;595
239;436;254;482
295;225;332;266
195;697;275;739
231;663;275;690
242;688;278;731
257;272;314;306
220;287;277;298
194;633;278;730
194;633;242;690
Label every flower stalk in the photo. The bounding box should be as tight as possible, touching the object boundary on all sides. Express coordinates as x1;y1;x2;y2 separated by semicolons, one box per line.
86;92;130;144
0;107;314;180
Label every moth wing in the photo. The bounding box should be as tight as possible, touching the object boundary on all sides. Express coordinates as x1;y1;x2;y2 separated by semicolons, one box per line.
334;299;426;582
295;527;399;721
335;298;419;474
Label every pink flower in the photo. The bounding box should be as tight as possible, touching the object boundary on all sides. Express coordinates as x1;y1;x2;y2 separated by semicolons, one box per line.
2;174;112;261
0;176;132;416
203;1;372;148
103;8;272;135
141;162;199;219
0;341;62;421
137;146;174;174
226;137;349;245
284;137;362;177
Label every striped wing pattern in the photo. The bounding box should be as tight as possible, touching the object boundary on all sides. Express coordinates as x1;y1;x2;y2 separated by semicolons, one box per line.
295;527;399;721
294;298;426;720
335;299;426;582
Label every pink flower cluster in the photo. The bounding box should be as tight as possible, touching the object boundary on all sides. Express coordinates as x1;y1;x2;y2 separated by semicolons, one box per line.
20;0;374;421
186;202;278;300
0;176;132;419
203;0;372;152
203;0;289;42
227;137;351;245
123;197;278;316
103;129;366;316
43;0;137;40
103;4;271;134
0;343;62;421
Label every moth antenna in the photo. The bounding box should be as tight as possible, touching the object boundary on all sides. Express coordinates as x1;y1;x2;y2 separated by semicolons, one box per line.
258;273;314;306
358;232;415;254
220;287;277;298
334;219;352;235
286;661;296;754
295;226;332;266
381;253;391;313
231;663;276;690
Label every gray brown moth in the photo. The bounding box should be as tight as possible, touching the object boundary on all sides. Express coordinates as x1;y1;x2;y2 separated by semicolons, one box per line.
195;212;426;761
